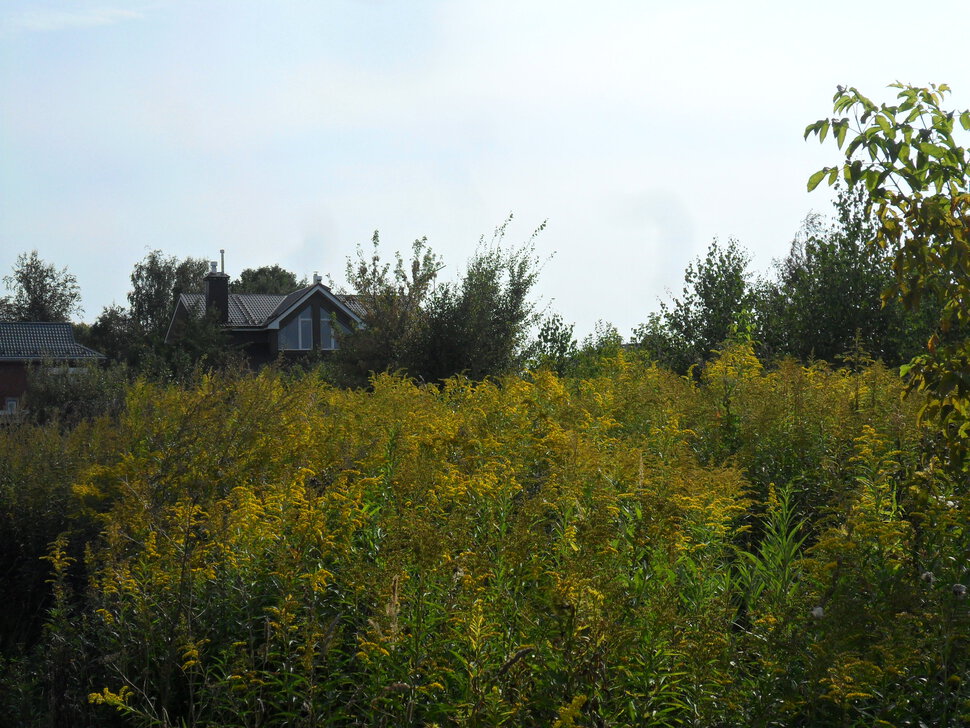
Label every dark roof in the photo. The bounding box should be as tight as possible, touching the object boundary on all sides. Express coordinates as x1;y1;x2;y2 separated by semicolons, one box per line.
180;293;289;327
179;287;366;328
338;294;367;319
0;322;105;361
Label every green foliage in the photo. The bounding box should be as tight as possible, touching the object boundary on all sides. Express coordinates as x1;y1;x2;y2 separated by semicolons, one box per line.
4;346;964;727
756;185;928;364
336;219;545;385
334;233;442;385
127;250;208;341
1;250;82;322
412;218;544;381
633;237;753;373
528;312;578;375
83;303;133;362
87;252;233;378
231;264;307;294
806;82;970;462
24;360;129;426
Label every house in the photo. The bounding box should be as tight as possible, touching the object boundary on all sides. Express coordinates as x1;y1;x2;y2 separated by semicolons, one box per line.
0;321;106;414
165;264;366;366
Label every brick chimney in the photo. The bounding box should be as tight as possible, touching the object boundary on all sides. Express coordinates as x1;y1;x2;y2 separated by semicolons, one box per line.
204;261;230;323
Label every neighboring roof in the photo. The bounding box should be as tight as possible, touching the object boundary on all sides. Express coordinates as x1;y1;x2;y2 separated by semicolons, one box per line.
177;286;366;328
0;322;105;361
338;294;368;319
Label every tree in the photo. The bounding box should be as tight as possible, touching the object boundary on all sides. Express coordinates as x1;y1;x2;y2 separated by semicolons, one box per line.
231;265;306;294
755;185;930;365
410;219;544;382
633;238;753;373
1;251;82;322
81;303;134;363
127;251;208;341
84;251;213;373
334;233;442;384
335;219;545;385
528;312;578;374
806;83;970;459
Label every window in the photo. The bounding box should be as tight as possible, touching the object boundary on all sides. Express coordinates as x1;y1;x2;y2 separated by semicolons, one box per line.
320;315;350;350
3;397;17;415
280;308;313;350
320;315;337;350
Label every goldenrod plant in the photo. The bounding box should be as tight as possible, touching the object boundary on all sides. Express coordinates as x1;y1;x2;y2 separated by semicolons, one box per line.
0;339;962;725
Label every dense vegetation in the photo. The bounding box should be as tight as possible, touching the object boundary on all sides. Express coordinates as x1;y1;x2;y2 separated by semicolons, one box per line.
3;346;967;727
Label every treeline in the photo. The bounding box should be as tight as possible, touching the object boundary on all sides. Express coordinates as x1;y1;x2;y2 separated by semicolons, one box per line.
631;185;938;375
0;219;551;397
3;189;939;401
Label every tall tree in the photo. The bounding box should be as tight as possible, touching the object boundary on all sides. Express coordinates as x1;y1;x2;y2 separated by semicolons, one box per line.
231;265;306;294
634;237;752;373
84;303;134;363
755;186;916;364
528;312;578;375
127;250;208;340
1;251;82;322
336;218;545;384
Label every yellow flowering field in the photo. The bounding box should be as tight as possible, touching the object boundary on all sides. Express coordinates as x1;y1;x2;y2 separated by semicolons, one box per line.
1;345;967;726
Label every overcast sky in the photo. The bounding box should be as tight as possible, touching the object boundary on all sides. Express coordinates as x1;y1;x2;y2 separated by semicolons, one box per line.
2;1;969;339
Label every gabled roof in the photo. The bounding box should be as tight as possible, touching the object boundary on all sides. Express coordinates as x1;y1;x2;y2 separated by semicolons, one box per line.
0;322;105;361
176;284;365;329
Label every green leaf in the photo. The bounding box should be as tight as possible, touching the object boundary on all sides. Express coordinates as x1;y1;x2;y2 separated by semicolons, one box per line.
960;110;970;131
835;119;848;148
918;142;947;158
807;169;828;192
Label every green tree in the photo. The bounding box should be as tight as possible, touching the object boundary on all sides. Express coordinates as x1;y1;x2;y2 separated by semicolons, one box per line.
231;264;306;294
755;185;932;365
334;233;442;384
87;252;215;373
83;304;132;362
1;251;82;322
528;312;578;375
411;219;544;382
634;237;753;373
806;83;970;459
127;250;208;340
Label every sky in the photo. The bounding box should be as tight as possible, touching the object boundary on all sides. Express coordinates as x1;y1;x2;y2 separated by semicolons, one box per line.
2;1;969;340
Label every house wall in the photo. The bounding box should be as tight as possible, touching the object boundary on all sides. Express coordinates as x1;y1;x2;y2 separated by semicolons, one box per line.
228;330;276;367
0;362;28;409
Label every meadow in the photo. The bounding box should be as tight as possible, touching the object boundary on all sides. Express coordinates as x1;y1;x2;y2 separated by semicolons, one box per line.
1;344;967;726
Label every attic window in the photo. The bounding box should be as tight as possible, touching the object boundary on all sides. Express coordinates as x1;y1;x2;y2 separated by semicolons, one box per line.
280;309;313;350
